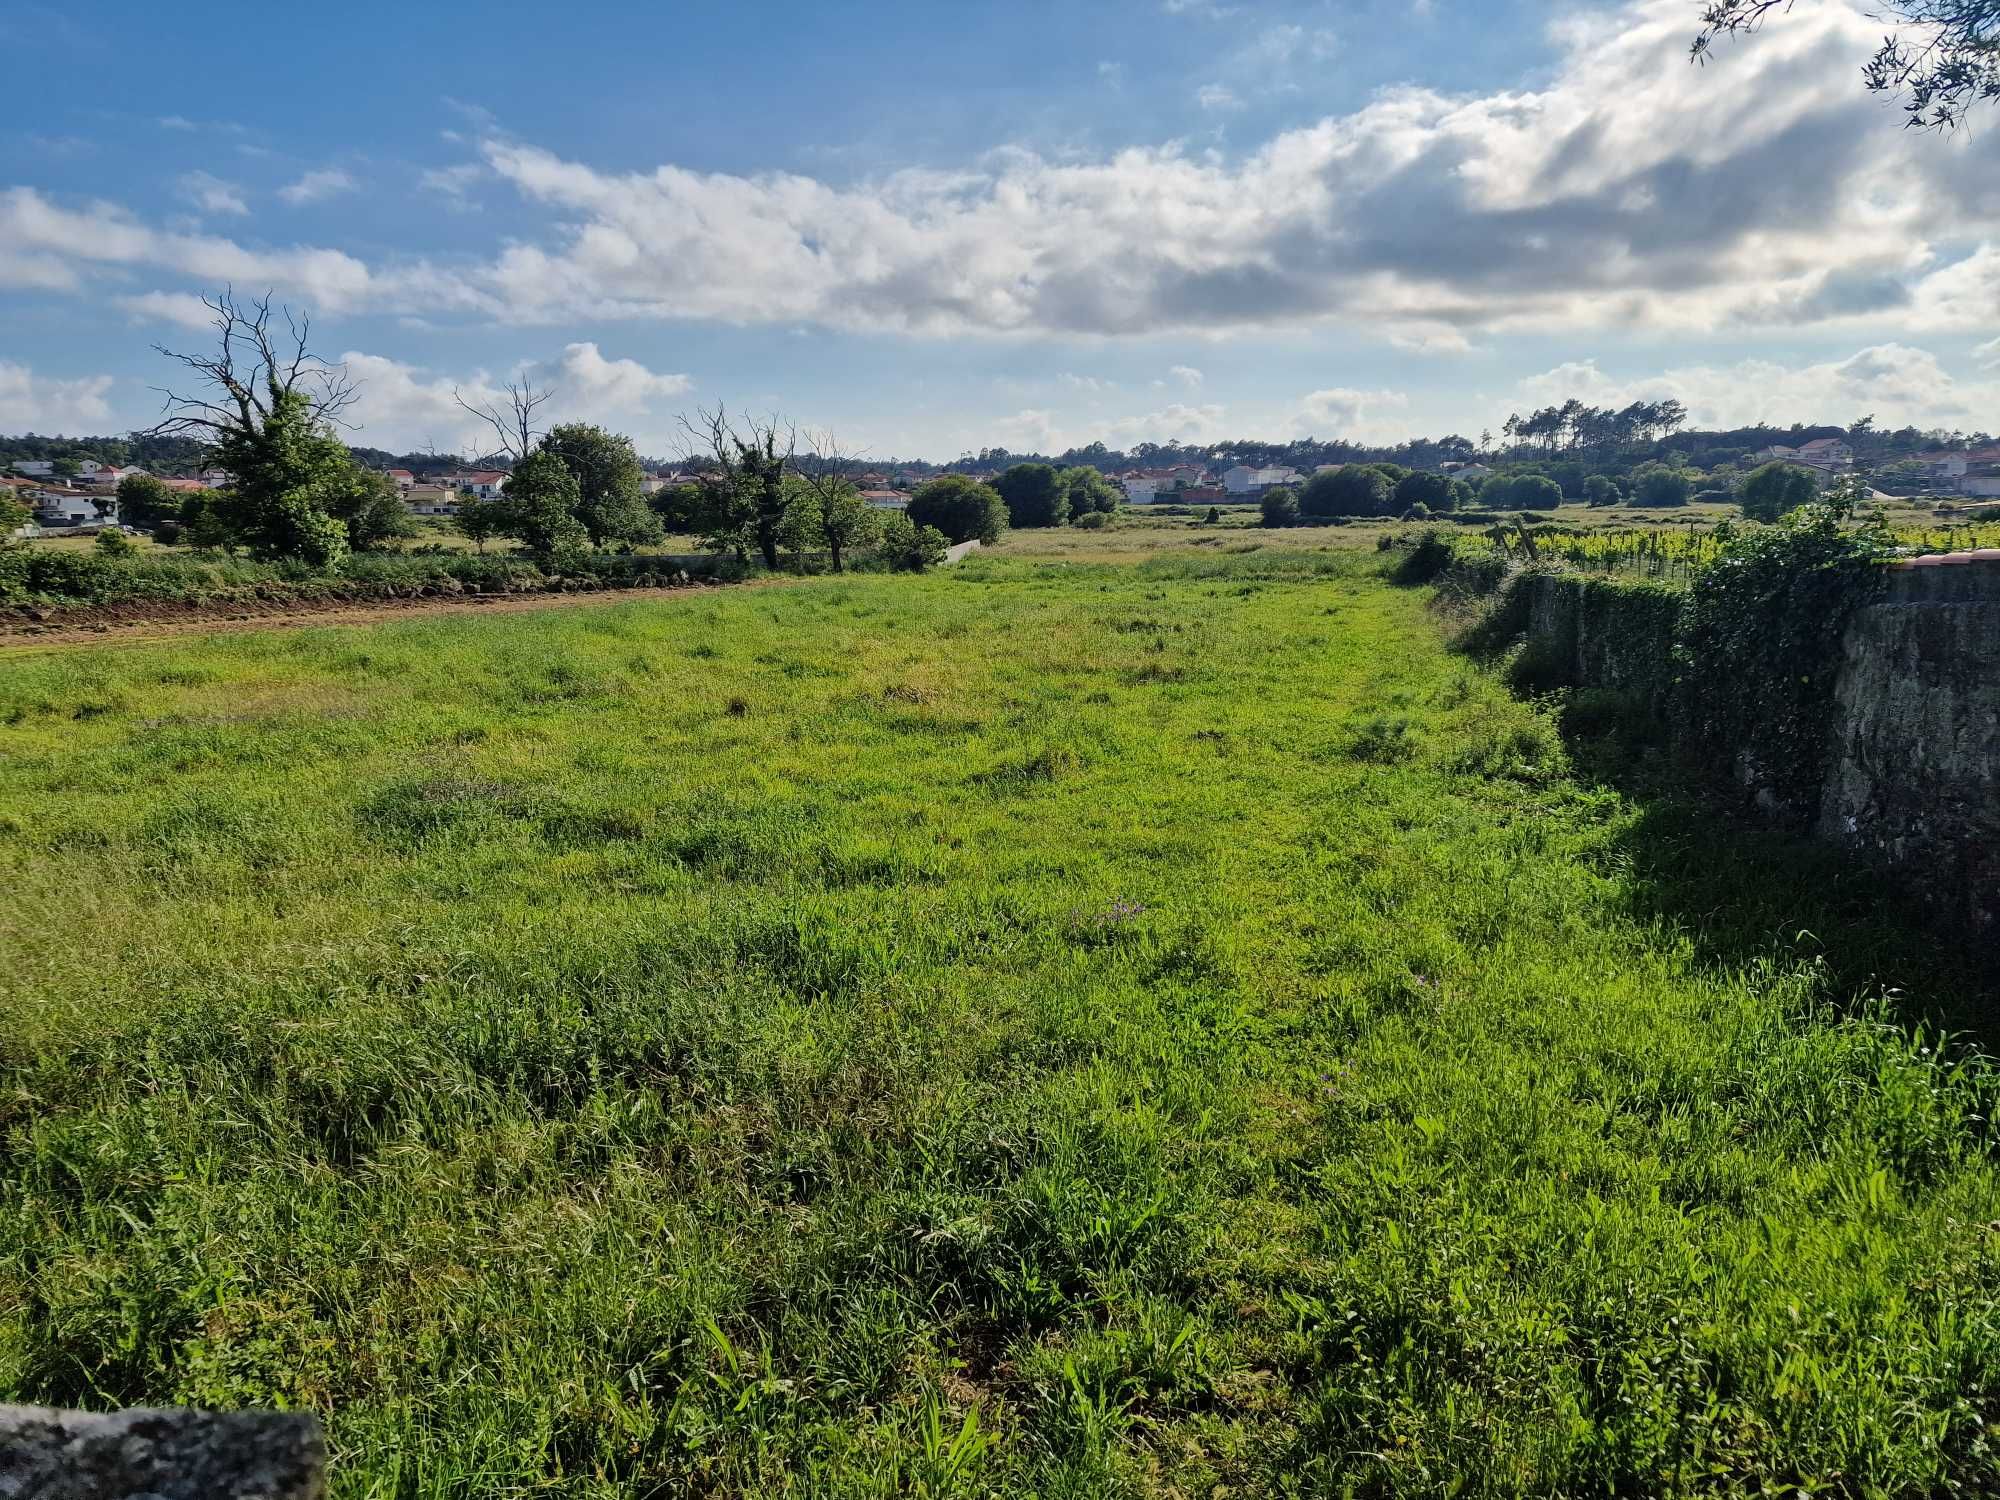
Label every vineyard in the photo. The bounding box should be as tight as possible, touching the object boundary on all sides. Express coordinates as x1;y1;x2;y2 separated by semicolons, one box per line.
1493;517;2000;584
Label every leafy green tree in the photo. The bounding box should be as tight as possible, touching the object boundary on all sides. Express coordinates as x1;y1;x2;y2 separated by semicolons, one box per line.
994;463;1068;528
326;468;418;552
1301;465;1395;518
51;457;81;481
538;423;662;549
500;450;591;561
454;493;510;553
907;474;1007;544
681;409;795;568
649;483;713;536
95;528;138;558
0;492;30;544
1629;462;1693;508
810;482;879;573
178;492;238;553
1582;475;1620;507
115;472;179;530
1058;465;1120;518
1481;473;1565;510
1739;461;1820;523
150;290;366;567
1260;487;1300;527
1394;470;1460;513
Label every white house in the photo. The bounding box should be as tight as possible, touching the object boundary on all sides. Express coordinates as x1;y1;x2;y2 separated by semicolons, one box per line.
11;461;54;478
1120;476;1158;504
859;489;910;510
200;469;234;489
1222;465;1299;494
442;470;509;499
404;485;462;515
30;489;112;524
1794;437;1853;468
384;468;416;491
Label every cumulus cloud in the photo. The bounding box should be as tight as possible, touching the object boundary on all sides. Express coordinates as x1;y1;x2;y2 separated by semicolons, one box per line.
1292;387;1412;442
117;290;223;329
179;171;247;216
279;168;358;205
1507;343;2000;432
0;361;115;432
1169;364;1204;387
335;345;692;454
4;0;1997;350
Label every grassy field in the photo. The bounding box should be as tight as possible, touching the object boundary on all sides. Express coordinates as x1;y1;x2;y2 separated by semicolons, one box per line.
3;546;1998;1496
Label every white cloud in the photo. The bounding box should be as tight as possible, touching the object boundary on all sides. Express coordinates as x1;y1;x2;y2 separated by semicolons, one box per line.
4;0;1998;352
279;168;358;205
0;361;115;432
1059;372;1117;392
158;115;197;132
1507;344;2000;432
1293;387;1411;443
1169;364;1204;387
335;345;693;454
117;290;222;329
1195;83;1242;112
1976;335;2000;371
179;171;248;217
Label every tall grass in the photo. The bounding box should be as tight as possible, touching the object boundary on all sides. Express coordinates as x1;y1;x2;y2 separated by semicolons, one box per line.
2;559;1996;1496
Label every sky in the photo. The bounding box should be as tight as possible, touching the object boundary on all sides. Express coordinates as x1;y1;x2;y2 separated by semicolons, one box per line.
1;0;1997;461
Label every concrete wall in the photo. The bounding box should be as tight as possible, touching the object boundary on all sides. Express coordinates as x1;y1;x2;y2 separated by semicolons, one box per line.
1510;558;2000;931
1819;559;2000;930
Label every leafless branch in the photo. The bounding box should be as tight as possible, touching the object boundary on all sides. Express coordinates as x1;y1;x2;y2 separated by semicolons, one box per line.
453;377;552;465
148;287;357;440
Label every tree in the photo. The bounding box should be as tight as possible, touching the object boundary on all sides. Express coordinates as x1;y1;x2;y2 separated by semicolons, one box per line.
538;423;662;549
1739;461;1821;522
51;456;81;480
149;290;362;567
116;472;179;530
500;449;591;560
680;407;797;569
454;493;509;554
1629;462;1693;508
95;528;138;558
455;378;552;464
1582;474;1621;507
994;462;1068;528
1059;465;1121;518
1480;473;1565;510
907;474;1007;544
0;492;29;544
1260;486;1301;527
325;468;418;551
798;430;879;573
1301;465;1395;517
1394;470;1460;514
1693;0;1999;129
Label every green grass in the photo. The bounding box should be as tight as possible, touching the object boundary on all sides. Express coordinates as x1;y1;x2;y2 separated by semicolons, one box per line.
3;552;1998;1496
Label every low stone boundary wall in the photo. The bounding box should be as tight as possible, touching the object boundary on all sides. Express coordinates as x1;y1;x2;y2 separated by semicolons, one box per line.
1504;555;2000;931
0;1403;324;1499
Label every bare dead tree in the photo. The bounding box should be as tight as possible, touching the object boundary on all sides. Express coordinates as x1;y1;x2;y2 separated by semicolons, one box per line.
149;288;358;442
454;377;553;465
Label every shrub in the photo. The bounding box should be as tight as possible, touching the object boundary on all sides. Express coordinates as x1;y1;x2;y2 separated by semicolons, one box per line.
876;513;951;570
1391;529;1459;585
1629;462;1693;508
95;529;138;558
1301;465;1395;518
1480;473;1564;510
907;476;1007;544
1739;462;1820;523
1260;487;1301;528
993;463;1068;528
1582;475;1620;507
1073;510;1110;530
1394;470;1460;514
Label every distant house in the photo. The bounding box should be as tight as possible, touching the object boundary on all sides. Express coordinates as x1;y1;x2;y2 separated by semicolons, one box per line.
858;489;910;510
1180;485;1227;504
29;488;111;525
441;470;508;499
1442;461;1491;481
404;485;462;516
1752;439;1852;470
384;468;416;491
1120;476;1158;504
10;460;54;478
199;469;234;489
1222;465;1298;494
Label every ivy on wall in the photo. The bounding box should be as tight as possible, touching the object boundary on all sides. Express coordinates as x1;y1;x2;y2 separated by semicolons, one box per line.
1674;506;1890;816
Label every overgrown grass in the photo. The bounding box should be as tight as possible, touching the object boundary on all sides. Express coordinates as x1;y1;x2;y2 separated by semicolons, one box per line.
3;552;1996;1497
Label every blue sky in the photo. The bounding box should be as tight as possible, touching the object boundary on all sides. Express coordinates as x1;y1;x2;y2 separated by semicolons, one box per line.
3;0;1997;460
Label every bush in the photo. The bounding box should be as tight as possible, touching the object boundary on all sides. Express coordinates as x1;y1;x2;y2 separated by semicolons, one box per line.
1629;462;1693;508
876;514;951;570
1073;510;1110;530
1582;475;1620;507
95;529;138;558
993;463;1068;528
1260;487;1301;528
1739;462;1820;523
1391;528;1459;585
151;521;185;546
1394;470;1460;514
1301;465;1395;518
1480;473;1565;511
907;476;1007;544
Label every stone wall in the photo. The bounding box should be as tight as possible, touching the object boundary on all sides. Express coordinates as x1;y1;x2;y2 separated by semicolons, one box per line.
0;1403;325;1499
1511;557;2000;931
1819;558;2000;931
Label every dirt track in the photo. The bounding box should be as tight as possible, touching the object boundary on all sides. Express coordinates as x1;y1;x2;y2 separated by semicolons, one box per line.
0;583;750;653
